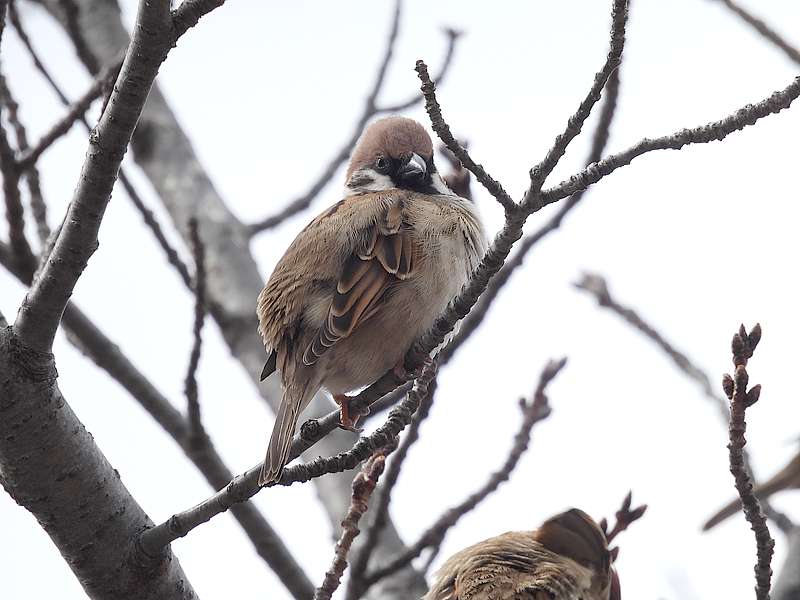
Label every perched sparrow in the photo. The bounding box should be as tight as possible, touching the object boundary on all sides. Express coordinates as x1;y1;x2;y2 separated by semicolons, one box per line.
425;509;621;600
703;451;800;530
256;117;487;485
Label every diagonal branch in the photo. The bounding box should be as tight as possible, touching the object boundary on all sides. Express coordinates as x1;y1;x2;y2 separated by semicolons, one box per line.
574;272;794;533
360;358;566;591
540;74;800;207
16;58;120;171
718;0;800;65
440;65;622;366
138;360;439;555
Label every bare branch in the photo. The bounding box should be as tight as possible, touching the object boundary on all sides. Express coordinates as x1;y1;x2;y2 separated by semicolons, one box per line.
415;59;515;212
599;491;647;545
138;360;439;553
0;78;36;274
440;66;622;366
315;451;388;600
185;218;207;439
247;8;462;235
348;377;439;593
719;0;800;66
575;272;793;533
724;323;773;600
0;67;50;245
361;358;566;590
540;74;800;207
58;0;101;73
16;59;120;171
524;0;628;205
172;0;227;39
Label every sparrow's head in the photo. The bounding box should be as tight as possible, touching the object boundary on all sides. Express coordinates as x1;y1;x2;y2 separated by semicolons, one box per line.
534;509;620;600
345;116;450;196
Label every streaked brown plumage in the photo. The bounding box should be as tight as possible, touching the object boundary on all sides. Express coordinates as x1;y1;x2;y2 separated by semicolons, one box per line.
703;451;800;530
425;509;620;600
256;117;486;485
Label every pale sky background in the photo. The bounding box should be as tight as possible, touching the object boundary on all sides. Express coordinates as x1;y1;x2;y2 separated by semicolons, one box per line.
1;0;800;598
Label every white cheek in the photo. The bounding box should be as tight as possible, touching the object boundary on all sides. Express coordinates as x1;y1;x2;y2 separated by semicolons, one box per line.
344;170;395;196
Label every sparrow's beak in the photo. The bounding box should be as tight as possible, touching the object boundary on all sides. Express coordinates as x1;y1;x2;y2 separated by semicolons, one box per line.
398;152;427;185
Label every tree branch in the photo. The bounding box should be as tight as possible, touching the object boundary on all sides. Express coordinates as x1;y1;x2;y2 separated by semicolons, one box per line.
185;218;206;439
575;272;794;533
315;451;388;600
347;378;438;594
718;0;800;66
360;358;565;591
138;361;439;555
16;58;120;171
540;74;800;207
724;323;773;600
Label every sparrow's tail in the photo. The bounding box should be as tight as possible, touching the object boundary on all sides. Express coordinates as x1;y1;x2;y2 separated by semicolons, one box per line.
259;384;313;486
702;470;795;531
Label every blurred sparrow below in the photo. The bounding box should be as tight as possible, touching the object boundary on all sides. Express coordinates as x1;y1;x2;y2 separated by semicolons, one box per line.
425;508;621;600
256;116;487;485
703;452;800;530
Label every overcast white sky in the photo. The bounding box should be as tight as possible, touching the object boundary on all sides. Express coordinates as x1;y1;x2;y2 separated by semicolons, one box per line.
2;0;800;598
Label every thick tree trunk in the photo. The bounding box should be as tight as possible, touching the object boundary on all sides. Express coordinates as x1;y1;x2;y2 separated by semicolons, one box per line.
0;327;196;599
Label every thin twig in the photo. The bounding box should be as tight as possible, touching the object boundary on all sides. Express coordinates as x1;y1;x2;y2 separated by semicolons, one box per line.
575;272;793;533
415;60;515;212
524;0;628;207
138;361;439;554
0;70;51;254
719;0;800;65
16;59;120;171
58;0;101;74
347;377;439;595
315;451;388;600
724;323;774;600
0;74;35;274
598;491;647;546
361;358;566;590
185;218;207;441
539;75;800;207
247;11;462;235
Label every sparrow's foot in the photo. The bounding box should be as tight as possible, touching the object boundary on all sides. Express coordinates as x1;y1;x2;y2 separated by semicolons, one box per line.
333;394;366;433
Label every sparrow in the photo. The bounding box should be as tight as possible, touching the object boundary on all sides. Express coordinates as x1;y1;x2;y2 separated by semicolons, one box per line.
424;509;621;600
256;116;487;485
703;451;800;530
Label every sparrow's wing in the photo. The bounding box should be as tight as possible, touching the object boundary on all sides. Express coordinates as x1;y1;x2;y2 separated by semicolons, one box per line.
301;194;415;366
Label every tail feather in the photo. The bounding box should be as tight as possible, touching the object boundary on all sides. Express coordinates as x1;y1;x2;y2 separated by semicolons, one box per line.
259;383;314;486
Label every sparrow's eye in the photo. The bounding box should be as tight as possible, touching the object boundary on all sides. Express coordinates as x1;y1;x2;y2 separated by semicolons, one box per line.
374;156;390;173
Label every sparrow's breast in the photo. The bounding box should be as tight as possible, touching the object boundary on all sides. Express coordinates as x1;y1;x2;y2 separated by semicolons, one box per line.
321;194;486;394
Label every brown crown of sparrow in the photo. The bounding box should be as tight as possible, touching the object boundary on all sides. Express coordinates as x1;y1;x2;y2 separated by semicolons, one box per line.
424;508;621;600
256;116;487;484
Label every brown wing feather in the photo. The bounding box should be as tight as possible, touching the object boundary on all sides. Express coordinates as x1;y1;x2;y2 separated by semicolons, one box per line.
302;200;415;366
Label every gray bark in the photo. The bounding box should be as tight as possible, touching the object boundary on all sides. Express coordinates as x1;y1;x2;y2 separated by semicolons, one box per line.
0;327;196;599
36;0;426;597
